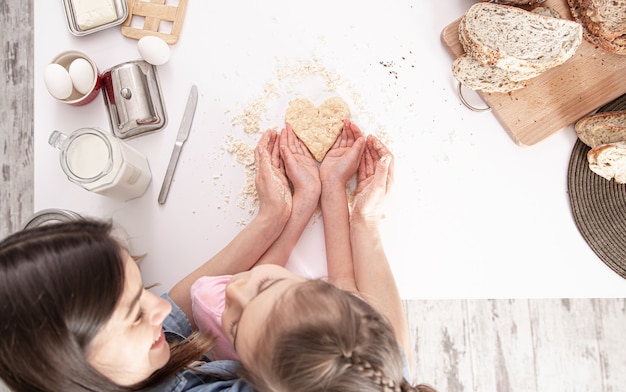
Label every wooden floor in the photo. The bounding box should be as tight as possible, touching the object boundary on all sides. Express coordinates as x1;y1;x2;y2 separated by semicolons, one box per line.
1;2;625;392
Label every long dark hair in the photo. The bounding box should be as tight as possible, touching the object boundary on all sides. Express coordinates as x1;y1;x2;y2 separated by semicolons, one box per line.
0;220;214;391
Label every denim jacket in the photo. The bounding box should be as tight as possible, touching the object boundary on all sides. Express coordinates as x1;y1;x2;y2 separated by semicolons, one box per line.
141;294;255;392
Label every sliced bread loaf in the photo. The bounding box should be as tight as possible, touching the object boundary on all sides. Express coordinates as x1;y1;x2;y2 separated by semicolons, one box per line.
587;141;626;183
575;110;626;147
459;3;583;73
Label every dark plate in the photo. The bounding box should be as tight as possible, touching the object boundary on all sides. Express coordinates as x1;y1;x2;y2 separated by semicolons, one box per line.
567;94;626;279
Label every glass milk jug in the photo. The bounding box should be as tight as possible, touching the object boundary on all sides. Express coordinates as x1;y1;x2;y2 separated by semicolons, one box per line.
49;127;152;200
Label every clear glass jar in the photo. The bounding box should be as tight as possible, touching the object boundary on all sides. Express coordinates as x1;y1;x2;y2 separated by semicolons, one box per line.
49;127;152;201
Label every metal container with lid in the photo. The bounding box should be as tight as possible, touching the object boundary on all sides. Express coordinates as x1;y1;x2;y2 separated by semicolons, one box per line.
101;60;167;139
23;209;83;230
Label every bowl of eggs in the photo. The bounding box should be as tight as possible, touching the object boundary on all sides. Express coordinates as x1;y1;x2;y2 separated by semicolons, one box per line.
44;50;101;106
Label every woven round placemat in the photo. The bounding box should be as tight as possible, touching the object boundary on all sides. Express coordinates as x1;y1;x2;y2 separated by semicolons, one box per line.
567;94;626;279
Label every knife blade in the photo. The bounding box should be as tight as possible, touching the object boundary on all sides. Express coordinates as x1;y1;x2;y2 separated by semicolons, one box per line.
158;85;198;204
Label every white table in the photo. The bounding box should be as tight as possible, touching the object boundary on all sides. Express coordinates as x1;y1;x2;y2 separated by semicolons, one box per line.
33;1;626;299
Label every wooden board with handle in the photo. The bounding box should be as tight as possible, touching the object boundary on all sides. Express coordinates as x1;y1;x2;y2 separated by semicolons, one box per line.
441;0;626;146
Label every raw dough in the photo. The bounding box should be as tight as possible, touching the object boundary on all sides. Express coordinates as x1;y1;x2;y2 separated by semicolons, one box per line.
285;97;350;161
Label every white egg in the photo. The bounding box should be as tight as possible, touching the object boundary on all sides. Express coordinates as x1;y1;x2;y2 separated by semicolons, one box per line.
44;63;73;100
69;58;95;95
138;36;170;66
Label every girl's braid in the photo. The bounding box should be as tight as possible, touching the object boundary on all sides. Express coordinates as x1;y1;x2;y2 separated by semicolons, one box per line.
349;354;437;392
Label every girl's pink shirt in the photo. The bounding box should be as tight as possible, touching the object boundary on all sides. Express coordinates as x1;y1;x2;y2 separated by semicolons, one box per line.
191;275;240;361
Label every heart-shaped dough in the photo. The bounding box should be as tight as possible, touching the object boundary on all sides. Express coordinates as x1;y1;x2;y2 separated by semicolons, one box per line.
285;97;350;162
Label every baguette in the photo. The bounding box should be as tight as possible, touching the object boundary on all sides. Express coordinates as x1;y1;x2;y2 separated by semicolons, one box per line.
459;3;583;73
575;110;626;147
587;141;626;183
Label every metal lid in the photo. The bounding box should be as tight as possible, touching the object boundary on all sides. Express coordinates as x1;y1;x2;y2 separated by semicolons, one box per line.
102;60;167;139
23;209;83;230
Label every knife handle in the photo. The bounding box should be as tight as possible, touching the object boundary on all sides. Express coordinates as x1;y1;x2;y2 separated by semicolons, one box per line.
158;141;183;204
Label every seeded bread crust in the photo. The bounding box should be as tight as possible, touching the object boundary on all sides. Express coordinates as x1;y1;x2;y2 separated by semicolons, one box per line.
587;141;626;183
575;110;626;147
459;3;583;73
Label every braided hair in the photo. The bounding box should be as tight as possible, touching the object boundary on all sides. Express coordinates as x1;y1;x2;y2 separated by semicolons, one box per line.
239;280;436;392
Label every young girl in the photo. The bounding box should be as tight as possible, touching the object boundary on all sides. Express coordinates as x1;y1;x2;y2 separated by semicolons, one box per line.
189;124;321;361
192;121;437;391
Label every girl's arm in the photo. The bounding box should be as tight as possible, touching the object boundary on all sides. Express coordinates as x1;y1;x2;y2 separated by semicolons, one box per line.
319;120;365;292
349;135;410;361
168;130;292;326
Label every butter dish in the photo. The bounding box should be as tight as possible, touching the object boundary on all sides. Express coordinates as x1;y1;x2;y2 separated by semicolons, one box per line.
61;0;128;36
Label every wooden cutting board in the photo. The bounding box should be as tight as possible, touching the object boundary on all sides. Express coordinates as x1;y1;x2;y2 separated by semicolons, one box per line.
441;0;626;146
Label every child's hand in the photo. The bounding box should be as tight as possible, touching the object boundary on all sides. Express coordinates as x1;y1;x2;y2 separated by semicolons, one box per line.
319;120;365;187
352;135;394;223
279;124;321;201
254;129;292;225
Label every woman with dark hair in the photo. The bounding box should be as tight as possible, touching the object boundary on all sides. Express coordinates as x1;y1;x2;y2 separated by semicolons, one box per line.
0;129;293;391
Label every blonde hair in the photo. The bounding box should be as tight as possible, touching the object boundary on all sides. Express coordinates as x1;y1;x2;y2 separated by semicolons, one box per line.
240;280;436;392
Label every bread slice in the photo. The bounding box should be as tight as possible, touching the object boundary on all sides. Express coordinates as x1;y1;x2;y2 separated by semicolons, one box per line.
568;0;626;54
485;0;547;4
452;54;539;93
459;3;583;73
575;110;626;147
587;141;626;183
531;6;562;19
580;0;626;41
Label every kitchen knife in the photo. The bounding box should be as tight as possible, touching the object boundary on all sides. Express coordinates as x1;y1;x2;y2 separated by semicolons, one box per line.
158;85;198;204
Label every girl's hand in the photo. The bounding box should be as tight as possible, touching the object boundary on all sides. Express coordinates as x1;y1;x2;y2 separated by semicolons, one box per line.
280;124;321;202
254;129;292;226
319;119;365;187
352;135;394;223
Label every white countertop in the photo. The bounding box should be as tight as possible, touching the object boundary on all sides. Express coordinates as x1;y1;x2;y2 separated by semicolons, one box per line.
33;0;626;299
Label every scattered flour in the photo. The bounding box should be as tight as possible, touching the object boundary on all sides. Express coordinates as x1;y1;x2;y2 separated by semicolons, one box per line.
224;56;394;221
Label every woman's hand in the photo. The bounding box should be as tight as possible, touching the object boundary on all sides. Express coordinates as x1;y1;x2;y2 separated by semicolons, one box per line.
279;124;321;203
254;129;292;228
351;135;394;223
319;120;365;187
